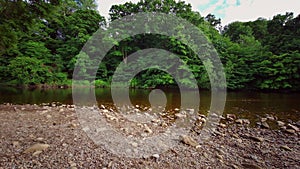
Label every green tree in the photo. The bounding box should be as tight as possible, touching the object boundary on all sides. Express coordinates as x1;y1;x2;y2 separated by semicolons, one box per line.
8;57;52;85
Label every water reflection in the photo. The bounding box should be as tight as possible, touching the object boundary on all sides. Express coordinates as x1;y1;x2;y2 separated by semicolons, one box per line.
0;86;299;122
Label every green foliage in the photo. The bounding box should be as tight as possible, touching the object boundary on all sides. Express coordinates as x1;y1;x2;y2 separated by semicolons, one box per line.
8;57;52;85
0;0;299;91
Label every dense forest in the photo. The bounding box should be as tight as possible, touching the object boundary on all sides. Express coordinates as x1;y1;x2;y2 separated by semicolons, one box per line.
0;0;300;91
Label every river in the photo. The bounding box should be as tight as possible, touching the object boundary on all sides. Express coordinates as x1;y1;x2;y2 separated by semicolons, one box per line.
0;86;299;124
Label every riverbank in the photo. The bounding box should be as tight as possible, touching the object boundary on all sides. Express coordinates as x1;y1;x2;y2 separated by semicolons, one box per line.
0;104;299;168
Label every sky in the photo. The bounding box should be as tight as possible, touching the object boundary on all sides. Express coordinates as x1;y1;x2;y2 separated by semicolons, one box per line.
97;0;300;25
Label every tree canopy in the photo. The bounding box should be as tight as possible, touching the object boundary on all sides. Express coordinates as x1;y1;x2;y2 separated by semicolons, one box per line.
0;0;299;91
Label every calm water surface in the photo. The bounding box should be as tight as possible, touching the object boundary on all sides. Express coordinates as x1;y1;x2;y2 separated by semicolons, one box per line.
0;87;299;123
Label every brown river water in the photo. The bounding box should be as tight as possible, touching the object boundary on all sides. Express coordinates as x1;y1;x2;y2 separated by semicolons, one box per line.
0;87;299;125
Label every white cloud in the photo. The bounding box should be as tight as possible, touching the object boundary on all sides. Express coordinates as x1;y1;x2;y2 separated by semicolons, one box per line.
216;0;300;25
97;0;140;19
97;0;300;25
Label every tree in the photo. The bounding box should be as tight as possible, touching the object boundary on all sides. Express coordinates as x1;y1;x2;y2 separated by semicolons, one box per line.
8;57;52;85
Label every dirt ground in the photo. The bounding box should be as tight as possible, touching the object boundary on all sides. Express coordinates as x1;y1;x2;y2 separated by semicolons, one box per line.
0;104;299;169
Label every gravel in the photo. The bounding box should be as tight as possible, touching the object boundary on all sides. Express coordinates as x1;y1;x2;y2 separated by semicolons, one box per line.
0;104;299;168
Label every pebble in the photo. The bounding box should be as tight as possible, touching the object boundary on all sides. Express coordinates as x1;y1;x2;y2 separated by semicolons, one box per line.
198;117;206;123
296;121;300;127
261;122;270;129
226;114;236;120
32;150;43;156
242;163;262;169
144;124;153;133
102;109;109;113
131;142;138;147
285;129;296;134
152;154;160;159
23;143;50;154
287;124;299;132
267;115;276;121
248;136;264;142
277;121;285;127
216;154;223;160
236;138;243;143
12;141;20;148
36;137;44;141
219;123;227;128
230;164;239;169
69;161;77;167
236;119;250;125
175;113;186;118
46;115;52;119
181;135;199;147
261;118;267;122
280;145;292;151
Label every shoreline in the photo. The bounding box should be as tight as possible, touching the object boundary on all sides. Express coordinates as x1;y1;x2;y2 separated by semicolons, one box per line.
1;83;300;93
0;104;299;168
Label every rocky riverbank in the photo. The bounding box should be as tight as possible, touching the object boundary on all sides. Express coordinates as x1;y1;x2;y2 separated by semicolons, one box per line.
0;103;299;168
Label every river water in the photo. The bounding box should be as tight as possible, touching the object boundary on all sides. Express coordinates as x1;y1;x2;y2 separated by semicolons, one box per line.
0;87;299;124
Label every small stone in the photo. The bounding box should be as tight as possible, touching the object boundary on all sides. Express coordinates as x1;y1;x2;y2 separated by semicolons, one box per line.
144;124;152;134
230;164;239;169
181;135;199;147
32;150;43;156
59;109;64;112
151;119;160;123
236;119;250;125
161;122;168;127
296;121;300;127
186;108;194;114
198;117;206;123
261;118;267;122
285;129;296;134
243;119;250;125
214;131;225;137
242;163;262;169
69;161;77;167
267;115;276;121
277;121;285;127
46;115;52;119
69;123;77;128
152;154;160;159
174;108;180;111
12;141;20;147
131;142;138;147
287;124;299;132
261;122;270;129
175;113;186;118
248;136;264;142
219;123;227;128
280;145;292;151
102;109;109;113
36;137;44;141
23;143;50;154
235;119;244;124
236;138;243;143
226;114;236;120
216;154;223;160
